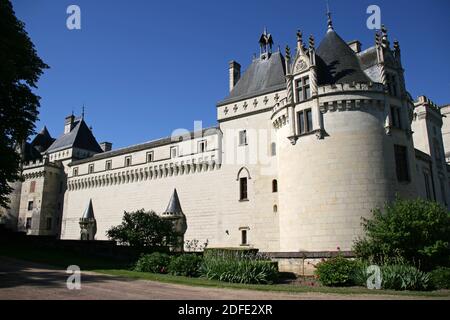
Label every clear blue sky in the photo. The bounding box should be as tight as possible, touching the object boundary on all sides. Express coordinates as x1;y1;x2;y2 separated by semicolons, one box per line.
11;0;450;149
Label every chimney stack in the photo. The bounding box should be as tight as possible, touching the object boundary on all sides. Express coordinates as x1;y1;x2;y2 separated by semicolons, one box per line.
229;60;241;92
100;142;112;152
64;114;75;134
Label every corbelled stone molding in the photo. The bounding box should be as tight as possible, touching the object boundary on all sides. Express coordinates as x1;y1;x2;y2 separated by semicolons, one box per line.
319;98;384;113
68;160;221;191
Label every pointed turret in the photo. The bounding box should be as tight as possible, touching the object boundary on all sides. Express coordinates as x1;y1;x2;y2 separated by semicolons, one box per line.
162;189;187;252
163;189;183;216
79;199;97;240
82;199;95;219
259;27;273;58
316;14;370;85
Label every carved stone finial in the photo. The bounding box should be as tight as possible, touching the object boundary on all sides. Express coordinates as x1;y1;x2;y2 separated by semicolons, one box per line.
296;30;303;45
285;45;291;60
381;24;389;47
393;39;400;52
375;32;381;46
326;5;333;31
309;35;315;49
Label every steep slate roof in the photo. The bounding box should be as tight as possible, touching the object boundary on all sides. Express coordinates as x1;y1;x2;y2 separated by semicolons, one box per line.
46;119;103;154
82;199;95;219
163;189;183;215
316;29;371;85
358;46;378;70
23;142;43;162
31;126;55;153
219;52;286;105
69;126;220;166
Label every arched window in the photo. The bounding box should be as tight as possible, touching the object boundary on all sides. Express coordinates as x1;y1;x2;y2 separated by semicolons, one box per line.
237;167;251;201
273;205;278;213
272;179;278;193
271;142;276;156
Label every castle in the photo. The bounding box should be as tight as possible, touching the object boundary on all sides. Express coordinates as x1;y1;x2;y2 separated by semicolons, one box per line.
2;16;450;258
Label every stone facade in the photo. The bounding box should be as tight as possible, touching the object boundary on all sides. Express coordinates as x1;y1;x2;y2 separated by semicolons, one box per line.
2;19;449;268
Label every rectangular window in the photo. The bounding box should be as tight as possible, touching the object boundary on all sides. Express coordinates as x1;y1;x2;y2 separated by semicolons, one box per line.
298;111;305;134
88;164;94;174
146;152;154;163
26;218;32;229
297;109;313;135
73;167;78;177
170;146;179;158
296;76;311;102
125;156;132;167
198;140;207;153
241;229;248;246
396;108;402;129
239;130;247;146
392;75;398;97
106;160;112;170
29;181;36;193
394;145;409;182
306;109;313;132
390;106;397;127
390;106;402;129
27;201;33;211
239;177;248;200
46;217;52;230
424;172;432;200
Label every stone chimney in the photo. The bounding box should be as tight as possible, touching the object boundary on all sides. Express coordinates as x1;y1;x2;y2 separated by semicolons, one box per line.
99;142;112;152
348;40;362;53
229;60;241;92
64;114;75;134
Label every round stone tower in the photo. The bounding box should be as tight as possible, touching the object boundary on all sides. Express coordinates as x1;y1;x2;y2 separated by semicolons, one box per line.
272;21;417;252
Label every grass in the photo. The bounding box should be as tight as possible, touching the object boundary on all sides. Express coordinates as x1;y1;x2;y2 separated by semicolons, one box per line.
93;269;450;298
1;244;449;298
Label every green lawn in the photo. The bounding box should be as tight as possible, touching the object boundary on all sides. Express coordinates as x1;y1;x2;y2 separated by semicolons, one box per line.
1;244;449;298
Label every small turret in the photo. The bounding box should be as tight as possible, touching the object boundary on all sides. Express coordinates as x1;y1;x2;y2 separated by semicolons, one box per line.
79;199;97;240
162;189;187;251
259;27;273;58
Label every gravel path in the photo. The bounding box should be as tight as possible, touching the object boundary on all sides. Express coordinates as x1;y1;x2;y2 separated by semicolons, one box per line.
0;257;446;300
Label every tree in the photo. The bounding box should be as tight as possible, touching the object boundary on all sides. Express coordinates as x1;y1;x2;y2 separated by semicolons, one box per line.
106;210;178;248
353;198;450;270
0;0;49;208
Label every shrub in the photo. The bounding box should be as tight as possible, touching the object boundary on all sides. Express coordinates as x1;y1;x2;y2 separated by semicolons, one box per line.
134;252;171;274
201;249;278;284
106;209;178;248
350;260;371;287
168;254;202;277
353;198;450;271
315;255;359;287
203;248;259;260
429;267;450;289
201;258;278;284
381;264;431;291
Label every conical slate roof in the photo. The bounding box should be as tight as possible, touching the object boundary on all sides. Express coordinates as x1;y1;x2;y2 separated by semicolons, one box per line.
163;189;183;215
82;199;95;219
31;126;55;152
316;29;370;85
